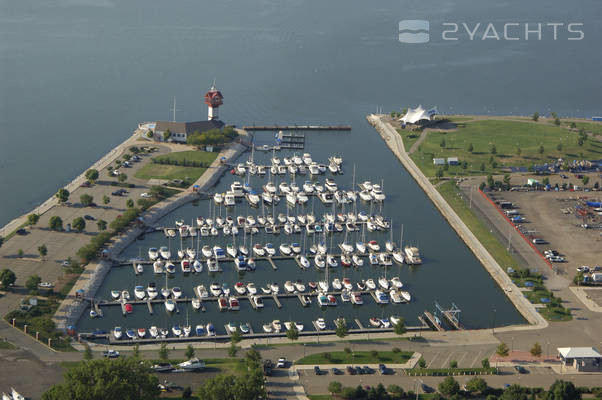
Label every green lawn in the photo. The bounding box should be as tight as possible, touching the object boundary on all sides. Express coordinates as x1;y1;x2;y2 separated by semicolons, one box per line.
410;119;601;177
296;351;413;365
437;181;520;272
397;128;421;151
135;151;218;183
557;120;602;137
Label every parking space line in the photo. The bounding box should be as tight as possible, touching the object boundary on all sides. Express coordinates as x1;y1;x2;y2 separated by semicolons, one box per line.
440;352;453;369
427;352;440;368
470;351;482;367
457;352;467;367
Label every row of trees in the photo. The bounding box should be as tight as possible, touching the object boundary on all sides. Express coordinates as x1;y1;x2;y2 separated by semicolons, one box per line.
187;126;238;146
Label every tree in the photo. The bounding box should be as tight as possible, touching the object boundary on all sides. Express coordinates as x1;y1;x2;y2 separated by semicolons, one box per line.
557;143;563;151
544;380;580;400
466;377;488;393
532;112;539;121
335;319;348;338
393;317;406;335
42;357;160;400
487;174;494;188
80;194;94;207
49;216;63;231
501;384;528;400
490;144;497;155
83;344;93;360
440;138;446;148
480;163;486;172
25;274;42;291
449;360;458;368
539;145;545;154
286;323;299;342
418;358;426;368
126;199;134;208
85;169;99;183
436;167;444;178
27;213;40;226
163;129;171;141
530;342;543;357
328;381;343;396
38;244;48;258
482;358;490;369
245;348;261;364
102;195;110;205
97;219;107;231
182;344;195;360
0;268;17;289
578;137;585;146
228;342;238;357
554;117;561;126
123;154;131;161
158;342;169;361
131;343;140;358
467;143;474;153
231;329;243;344
516;147;522;156
438;376;460;396
118;173;127;183
582;176;590;186
388;384;404;397
17;249;24;258
56;188;70;203
496;343;509;358
503;174;511;186
72;217;86;232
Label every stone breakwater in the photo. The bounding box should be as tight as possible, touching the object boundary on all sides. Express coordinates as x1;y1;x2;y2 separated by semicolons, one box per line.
367;114;546;331
53;141;248;331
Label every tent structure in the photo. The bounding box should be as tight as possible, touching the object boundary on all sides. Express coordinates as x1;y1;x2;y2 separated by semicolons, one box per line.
400;105;438;124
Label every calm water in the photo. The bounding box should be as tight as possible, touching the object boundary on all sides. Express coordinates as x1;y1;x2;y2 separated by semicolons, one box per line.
2;0;601;333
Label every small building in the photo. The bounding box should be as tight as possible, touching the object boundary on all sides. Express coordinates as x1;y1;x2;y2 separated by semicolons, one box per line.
447;157;459;165
153;120;224;143
433;158;445;165
557;347;601;372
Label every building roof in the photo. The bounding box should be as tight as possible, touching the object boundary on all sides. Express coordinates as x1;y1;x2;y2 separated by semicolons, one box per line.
400;105;438;124
154;120;224;134
558;347;601;358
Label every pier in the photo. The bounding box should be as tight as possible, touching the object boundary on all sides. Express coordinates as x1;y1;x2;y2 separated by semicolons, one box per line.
423;311;445;332
242;124;351;131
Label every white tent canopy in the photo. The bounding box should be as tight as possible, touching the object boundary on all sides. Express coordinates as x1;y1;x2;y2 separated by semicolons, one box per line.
400;105;438;124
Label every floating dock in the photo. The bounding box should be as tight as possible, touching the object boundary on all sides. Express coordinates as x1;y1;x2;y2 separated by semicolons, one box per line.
423;311;445;331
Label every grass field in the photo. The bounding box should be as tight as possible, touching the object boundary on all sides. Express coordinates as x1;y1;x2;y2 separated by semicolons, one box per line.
296;350;413;365
134;151;218;183
397;128;421;151
436;181;521;272
409;119;602;177
552;120;602;137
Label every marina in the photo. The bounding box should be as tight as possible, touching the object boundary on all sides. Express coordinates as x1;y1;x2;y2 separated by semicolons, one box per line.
75;135;525;342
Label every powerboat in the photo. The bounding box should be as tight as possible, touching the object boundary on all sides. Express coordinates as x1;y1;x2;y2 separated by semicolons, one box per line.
332;278;342;290
234;282;247;295
195;325;206;336
134;285;146;300
213;192;224;205
202;245;213;258
378;277;390;290
234;255;247;271
193;260;203;273
229;296;240;311
172;287;182;298
340;291;351;302
297;255;310;269
369;317;381;327
197;285;209;298
148;247;159;260
390;290;403;304
171;325;182;337
247;282;257;295
253;244;266;257
400;290;412;302
279;243;292;256
159;246;171;260
164;299;175;312
284;281;295;293
375;290;389;304
147;283;158;300
272;320;282;332
252;295;264;308
315;318;327;330
226;244;237;258
111;290;120;300
113;326;123;340
210;283;222;297
192;298;201;310
181;260;191;273
365;279;376;290
263;324;273;333
240;323;250;334
352;254;364;267
391;277;403;289
264;243;276;256
137;328;146;338
368;240;380;252
206;323;216;336
218;297;228;311
379;253;393;266
356;241;366;254
213;245;226;259
314;254;326;269
351;292;363;305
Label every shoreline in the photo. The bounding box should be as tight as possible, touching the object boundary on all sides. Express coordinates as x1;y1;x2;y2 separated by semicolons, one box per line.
366;114;547;332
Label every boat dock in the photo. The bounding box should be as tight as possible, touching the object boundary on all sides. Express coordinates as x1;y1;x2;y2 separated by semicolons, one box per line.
354;318;364;329
423;311;445;332
272;295;282;309
242;125;351;131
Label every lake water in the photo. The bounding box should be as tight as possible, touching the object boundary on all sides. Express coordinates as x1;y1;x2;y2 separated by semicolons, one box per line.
2;0;601;334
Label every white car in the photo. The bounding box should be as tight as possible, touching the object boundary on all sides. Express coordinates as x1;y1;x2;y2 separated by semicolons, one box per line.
276;358;287;368
103;349;120;358
140;192;151;198
112;169;120;176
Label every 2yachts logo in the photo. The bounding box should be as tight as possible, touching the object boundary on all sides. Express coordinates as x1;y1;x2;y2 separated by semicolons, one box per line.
399;21;584;43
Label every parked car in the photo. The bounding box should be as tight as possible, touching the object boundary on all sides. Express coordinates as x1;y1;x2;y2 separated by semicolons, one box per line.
276;358;287;368
103;349;120;358
314;366;322;375
331;367;343;375
84;215;95;221
378;364;388;375
514;366;528;374
577;266;590;273
346;366;356;375
532;238;547;244
80;181;91;187
140;192;151;198
354;366;364;375
362;366;374;374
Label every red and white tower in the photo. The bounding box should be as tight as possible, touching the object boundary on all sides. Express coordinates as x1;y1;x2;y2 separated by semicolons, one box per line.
204;84;223;121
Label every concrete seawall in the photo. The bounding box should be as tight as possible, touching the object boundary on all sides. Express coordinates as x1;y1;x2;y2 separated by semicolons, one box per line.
53;141;248;330
367;114;546;331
